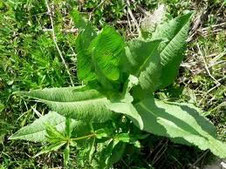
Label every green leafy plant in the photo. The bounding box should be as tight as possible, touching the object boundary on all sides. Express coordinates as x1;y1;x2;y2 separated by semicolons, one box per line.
10;9;226;168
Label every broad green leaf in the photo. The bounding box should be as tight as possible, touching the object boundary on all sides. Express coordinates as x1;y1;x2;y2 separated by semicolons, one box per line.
125;40;162;92
18;86;97;102
135;97;226;158
18;86;113;122
72;9;97;82
109;75;143;129
126;13;192;92
136;41;162;92
90;26;125;81
109;101;143;130
151;13;192;88
10;111;77;142
125;40;160;74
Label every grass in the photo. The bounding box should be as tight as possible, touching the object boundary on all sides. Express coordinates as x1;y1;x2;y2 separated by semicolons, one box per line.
0;0;225;168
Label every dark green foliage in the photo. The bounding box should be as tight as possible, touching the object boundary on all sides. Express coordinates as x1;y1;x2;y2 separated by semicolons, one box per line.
1;0;225;168
10;8;226;168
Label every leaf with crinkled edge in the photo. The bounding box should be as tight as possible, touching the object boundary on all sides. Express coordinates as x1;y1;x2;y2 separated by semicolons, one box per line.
17;86;113;122
151;12;192;88
90;26;125;81
9;111;78;142
71;9;97;82
135;97;226;158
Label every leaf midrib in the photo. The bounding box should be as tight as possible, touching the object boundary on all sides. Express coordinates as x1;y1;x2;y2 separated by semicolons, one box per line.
136;41;160;76
139;101;204;137
158;17;190;65
37;96;109;104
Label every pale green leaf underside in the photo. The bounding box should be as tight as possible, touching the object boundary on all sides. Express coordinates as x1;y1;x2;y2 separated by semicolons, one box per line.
10;111;77;142
135;98;226;158
19;86;113;122
152;13;192;88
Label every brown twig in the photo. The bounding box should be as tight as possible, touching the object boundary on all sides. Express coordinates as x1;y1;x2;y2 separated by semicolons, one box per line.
189;150;209;169
137;5;149;16
197;44;220;86
125;0;141;37
45;0;74;86
43;28;78;33
152;140;168;165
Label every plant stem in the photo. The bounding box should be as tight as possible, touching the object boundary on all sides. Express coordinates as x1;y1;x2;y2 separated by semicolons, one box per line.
71;133;96;141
